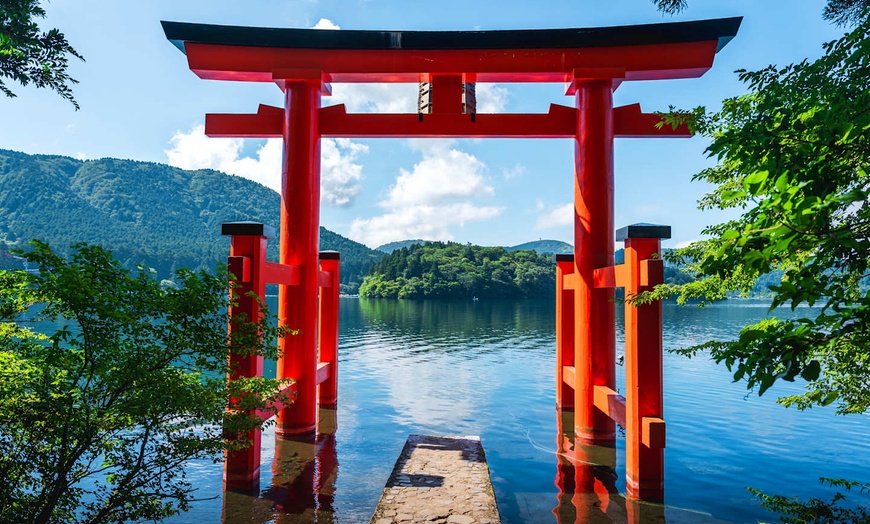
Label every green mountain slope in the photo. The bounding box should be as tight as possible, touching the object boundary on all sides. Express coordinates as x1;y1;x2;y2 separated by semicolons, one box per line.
375;239;428;253
0;149;383;291
506;239;573;255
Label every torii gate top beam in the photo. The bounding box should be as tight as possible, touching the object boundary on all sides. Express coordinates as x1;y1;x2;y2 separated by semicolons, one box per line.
161;18;741;84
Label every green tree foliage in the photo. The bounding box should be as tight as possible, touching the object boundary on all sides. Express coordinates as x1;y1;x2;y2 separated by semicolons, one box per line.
748;479;870;523
359;242;556;299
0;241;292;523
650;0;870;24
0;0;83;108
641;6;870;522
0;149;384;289
646;15;870;415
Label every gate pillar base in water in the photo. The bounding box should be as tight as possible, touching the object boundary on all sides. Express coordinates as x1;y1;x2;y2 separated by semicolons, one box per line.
222;222;340;491
555;223;670;503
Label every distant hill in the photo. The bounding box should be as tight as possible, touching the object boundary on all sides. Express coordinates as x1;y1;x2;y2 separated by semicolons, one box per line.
506;239;573;255
360;241;555;299
0;149;383;293
376;239;428;253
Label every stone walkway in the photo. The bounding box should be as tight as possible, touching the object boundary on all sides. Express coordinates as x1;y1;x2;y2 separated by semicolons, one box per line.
369;435;501;524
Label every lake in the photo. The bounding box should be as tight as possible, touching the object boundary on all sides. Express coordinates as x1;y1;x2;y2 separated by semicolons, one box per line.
168;297;870;523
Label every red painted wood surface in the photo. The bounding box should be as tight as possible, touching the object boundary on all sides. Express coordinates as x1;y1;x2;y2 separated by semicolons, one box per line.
318;254;340;407
183;40;719;83
573;80;616;446
555;255;575;409
225;233;268;491
277;80;322;437
623;237;665;501
206;103;689;139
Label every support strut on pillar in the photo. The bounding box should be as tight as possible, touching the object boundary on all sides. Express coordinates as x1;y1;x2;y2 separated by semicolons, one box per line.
318;251;340;408
555;254;575;410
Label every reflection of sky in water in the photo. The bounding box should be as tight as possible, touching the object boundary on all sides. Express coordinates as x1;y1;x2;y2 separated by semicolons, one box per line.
155;297;870;524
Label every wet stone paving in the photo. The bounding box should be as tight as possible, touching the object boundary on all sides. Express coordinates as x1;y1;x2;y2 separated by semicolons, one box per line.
369;435;501;524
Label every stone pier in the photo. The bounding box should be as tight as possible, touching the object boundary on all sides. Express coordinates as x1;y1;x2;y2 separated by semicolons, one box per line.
370;435;500;524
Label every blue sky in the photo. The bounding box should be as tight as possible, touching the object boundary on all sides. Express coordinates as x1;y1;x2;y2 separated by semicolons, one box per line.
0;0;846;249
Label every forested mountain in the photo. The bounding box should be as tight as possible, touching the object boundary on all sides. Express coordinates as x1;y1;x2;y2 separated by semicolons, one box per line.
359;242;555;299
506;239;573;255
0;149;383;292
375;239;427;253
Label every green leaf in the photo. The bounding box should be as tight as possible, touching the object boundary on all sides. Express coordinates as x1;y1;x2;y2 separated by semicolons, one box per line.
801;360;821;382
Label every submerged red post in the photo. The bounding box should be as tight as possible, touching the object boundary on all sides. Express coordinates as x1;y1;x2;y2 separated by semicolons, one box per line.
573;80;616;446
619;225;669;501
318;251;340;407
223;222;272;491
555;254;575;410
277;79;322;437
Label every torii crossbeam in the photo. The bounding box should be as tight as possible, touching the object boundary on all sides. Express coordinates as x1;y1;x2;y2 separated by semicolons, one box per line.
163;16;740;501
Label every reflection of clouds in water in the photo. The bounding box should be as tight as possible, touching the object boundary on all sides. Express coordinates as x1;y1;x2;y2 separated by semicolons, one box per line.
385;356;478;432
349;332;481;433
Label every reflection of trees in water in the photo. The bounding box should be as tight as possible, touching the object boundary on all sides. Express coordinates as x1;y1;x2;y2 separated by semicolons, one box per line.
355;298;556;340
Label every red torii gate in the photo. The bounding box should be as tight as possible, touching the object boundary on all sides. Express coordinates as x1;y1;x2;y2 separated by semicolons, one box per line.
162;16;740;501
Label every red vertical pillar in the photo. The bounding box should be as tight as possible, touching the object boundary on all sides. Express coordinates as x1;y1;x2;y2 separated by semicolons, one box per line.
318;251;340;407
222;221;273;491
573;80;616;445
555;254;575;410
277;79;321;437
619;224;669;502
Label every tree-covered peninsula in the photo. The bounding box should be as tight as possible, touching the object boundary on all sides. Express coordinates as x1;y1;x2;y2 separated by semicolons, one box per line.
359;242;556;299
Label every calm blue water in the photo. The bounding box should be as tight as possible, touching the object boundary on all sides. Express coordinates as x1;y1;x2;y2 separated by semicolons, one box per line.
167;298;869;523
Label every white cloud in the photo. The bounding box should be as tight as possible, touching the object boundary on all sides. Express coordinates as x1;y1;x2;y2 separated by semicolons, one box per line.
164;125;366;207
312;18;340;30
327;83;417;113
535;202;574;229
502;164;526;180
322;138;367;207
349;203;501;248
475;83;510;113
326;82;506;116
348;141;502;247
384;148;492;208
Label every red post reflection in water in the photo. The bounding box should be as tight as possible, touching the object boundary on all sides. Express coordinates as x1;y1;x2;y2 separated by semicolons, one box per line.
554;408;668;523
222;407;339;523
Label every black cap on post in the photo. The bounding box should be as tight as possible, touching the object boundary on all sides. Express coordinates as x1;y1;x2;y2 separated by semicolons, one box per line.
221;221;276;239
319;251;341;260
615;223;671;241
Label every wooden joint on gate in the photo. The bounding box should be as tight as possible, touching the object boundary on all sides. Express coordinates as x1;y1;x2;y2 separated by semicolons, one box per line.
318;270;333;288
640;259;664;287
263;262;300;286
316;362;331;384
642;417;666;448
562;365;576;390
593;264;629;289
227;256;251;283
593;385;626;428
562;273;578;290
